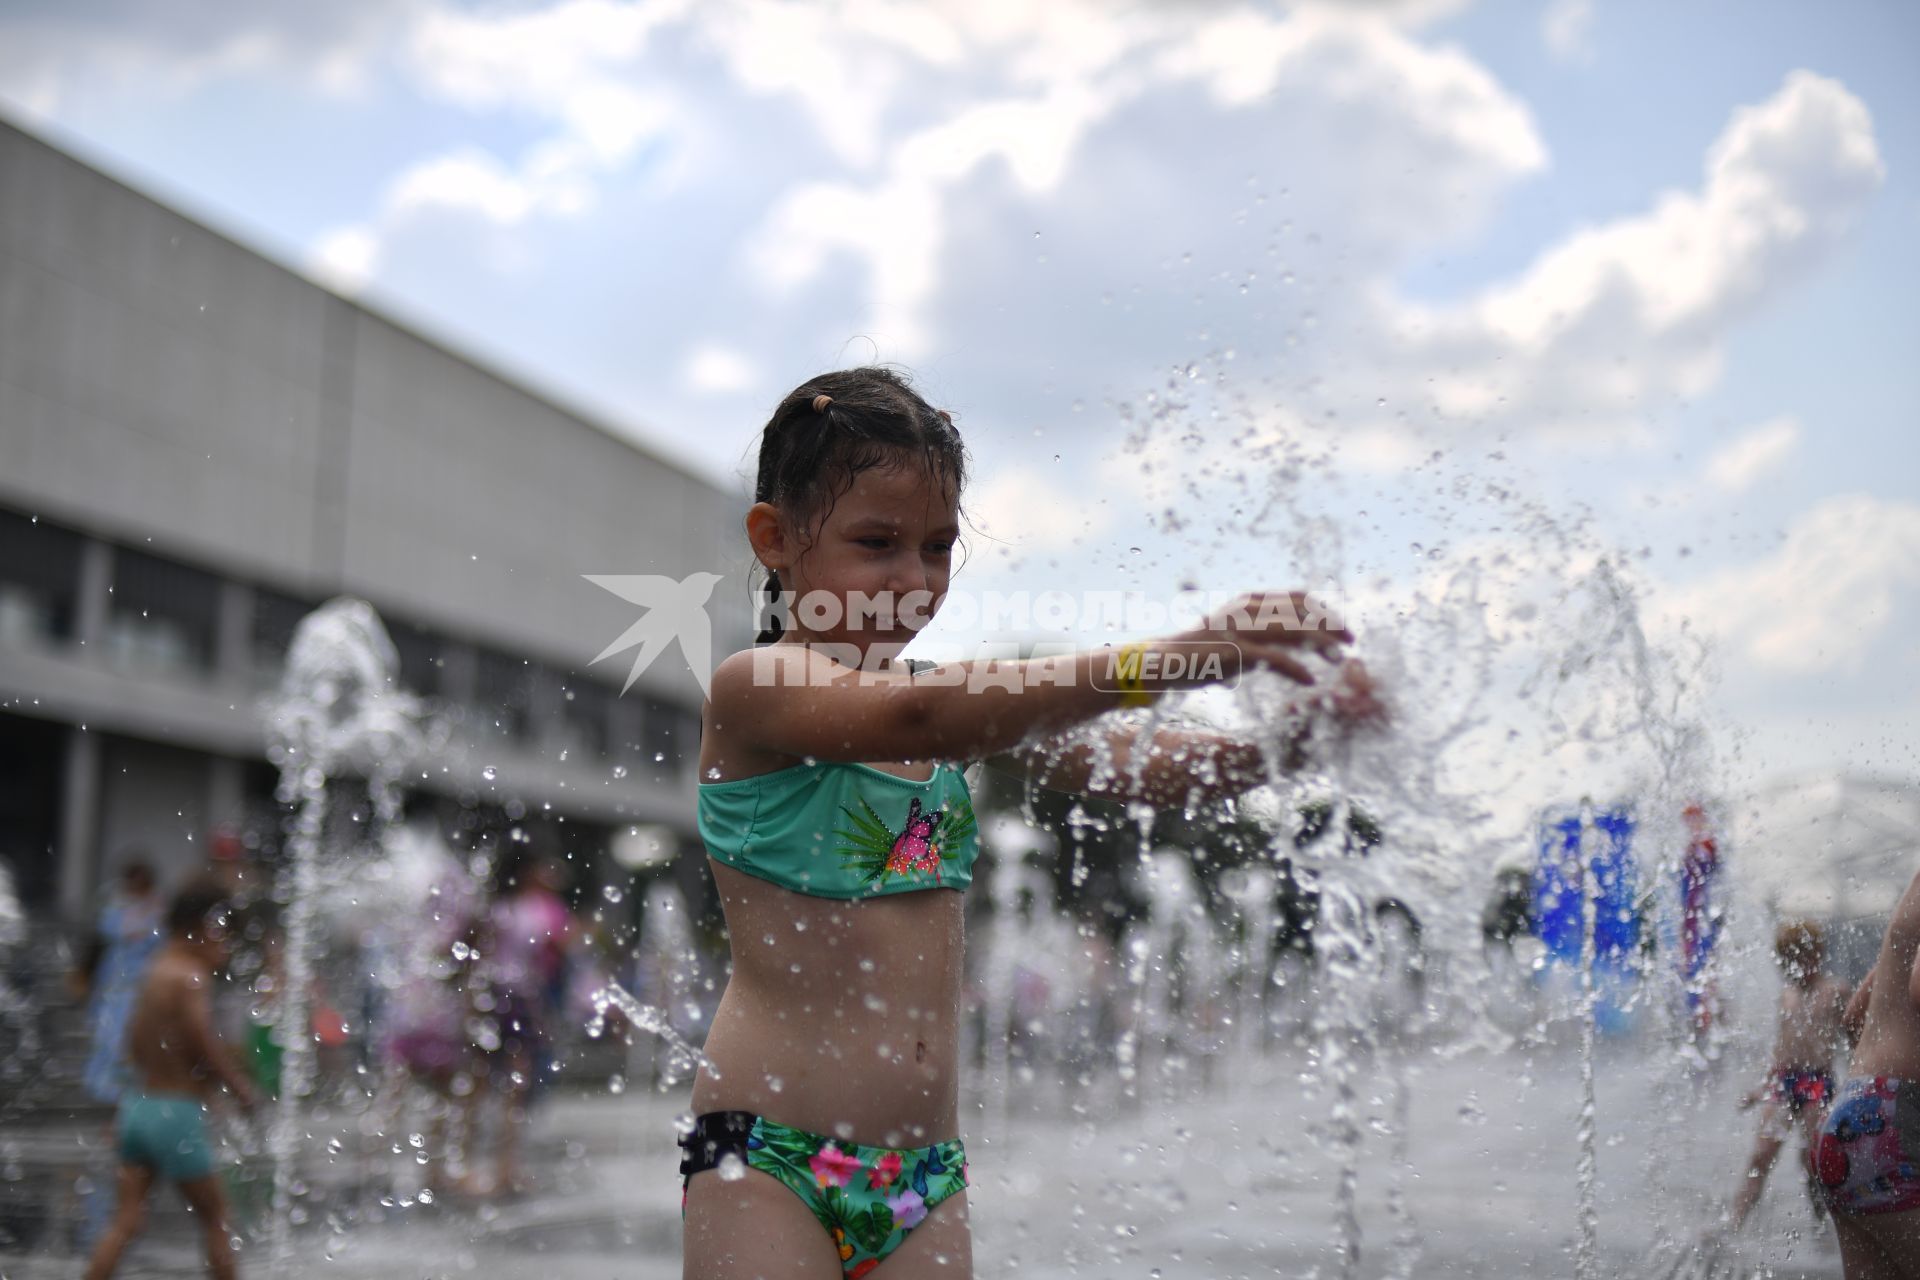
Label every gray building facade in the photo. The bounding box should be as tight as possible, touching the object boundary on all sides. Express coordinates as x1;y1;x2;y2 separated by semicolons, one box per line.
0;120;752;920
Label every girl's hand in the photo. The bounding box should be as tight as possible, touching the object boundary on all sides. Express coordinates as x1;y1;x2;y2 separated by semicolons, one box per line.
1317;659;1390;730
1168;591;1352;688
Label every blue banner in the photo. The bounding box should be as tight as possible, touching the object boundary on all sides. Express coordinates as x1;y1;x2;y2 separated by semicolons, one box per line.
1533;807;1640;1033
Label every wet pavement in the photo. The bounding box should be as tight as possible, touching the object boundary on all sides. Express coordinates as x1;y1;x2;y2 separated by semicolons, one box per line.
1;1037;1845;1279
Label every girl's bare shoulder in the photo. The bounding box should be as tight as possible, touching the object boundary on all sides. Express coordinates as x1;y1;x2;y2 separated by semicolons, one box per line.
709;645;815;703
703;648;808;779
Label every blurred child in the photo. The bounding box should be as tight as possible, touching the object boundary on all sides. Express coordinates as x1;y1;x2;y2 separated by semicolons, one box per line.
75;859;164;1106
1727;919;1849;1230
85;879;257;1280
1814;865;1920;1277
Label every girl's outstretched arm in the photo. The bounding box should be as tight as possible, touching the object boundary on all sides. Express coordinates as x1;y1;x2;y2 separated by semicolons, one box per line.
989;724;1271;809
990;660;1386;806
707;592;1352;767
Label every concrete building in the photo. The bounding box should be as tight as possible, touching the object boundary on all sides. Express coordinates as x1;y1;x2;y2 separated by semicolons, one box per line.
0;119;752;922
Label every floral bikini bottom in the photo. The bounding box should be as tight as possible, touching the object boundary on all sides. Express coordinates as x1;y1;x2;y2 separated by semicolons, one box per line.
679;1110;969;1277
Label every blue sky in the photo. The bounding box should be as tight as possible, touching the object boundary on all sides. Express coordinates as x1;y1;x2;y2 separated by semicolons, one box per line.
4;0;1916;835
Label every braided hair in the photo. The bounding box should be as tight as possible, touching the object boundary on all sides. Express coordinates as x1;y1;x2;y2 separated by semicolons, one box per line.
751;367;968;644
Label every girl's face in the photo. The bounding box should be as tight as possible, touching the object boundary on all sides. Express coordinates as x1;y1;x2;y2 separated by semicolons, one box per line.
759;459;959;657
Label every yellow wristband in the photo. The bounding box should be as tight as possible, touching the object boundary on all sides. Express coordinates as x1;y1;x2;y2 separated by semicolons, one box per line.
1113;640;1158;708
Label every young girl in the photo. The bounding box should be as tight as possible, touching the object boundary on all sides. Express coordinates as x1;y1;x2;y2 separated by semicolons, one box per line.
1726;920;1850;1231
681;367;1381;1278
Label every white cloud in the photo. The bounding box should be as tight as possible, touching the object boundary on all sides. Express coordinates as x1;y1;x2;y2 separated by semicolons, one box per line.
407;0;685;138
0;1;404;114
1705;416;1799;493
743;6;1545;356
307;224;380;292
389;149;550;224
1658;494;1920;676
304;136;611;286
298;1;683;281
1541;0;1593;62
1162;10;1544;176
690;0;956;168
1294;0;1476;25
684;344;758;395
1483;73;1879;341
968;463;1115;553
1377;71;1883;441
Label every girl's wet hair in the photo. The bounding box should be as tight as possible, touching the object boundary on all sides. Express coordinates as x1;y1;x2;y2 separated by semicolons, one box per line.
752;367;968;643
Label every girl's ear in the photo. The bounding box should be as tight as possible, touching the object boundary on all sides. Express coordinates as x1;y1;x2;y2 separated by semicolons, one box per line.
745;502;789;573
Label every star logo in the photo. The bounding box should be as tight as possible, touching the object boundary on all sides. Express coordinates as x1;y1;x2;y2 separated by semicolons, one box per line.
585;572;724;697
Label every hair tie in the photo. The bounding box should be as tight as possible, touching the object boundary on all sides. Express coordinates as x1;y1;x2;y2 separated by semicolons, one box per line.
812;394;833;413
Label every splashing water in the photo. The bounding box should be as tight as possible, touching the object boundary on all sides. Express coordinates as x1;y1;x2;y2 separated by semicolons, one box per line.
0;860;35;1107
1006;359;1735;1275
263;598;427;1275
585;982;716;1085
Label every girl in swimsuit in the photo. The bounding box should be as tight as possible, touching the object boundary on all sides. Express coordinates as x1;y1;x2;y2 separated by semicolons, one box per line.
682;367;1383;1279
1727;919;1849;1231
1815;864;1920;1277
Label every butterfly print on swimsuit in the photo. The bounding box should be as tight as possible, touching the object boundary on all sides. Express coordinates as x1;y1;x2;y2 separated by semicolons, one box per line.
836;792;976;889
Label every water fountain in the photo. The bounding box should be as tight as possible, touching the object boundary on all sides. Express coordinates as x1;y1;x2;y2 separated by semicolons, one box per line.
622;880;707;1090
1124;850;1227;1101
0;859;32;1103
942;351;1767;1276
262;598;427;1273
975;815;1085;1115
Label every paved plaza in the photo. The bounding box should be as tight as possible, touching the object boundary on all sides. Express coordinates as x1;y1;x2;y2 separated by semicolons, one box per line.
1;1034;1845;1279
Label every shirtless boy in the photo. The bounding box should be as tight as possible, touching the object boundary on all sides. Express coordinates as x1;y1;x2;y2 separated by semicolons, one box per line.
1815;865;1920;1278
85;879;257;1280
1728;920;1850;1230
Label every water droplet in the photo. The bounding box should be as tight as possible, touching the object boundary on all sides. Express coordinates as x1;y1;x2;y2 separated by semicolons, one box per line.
608;1073;626;1095
612;765;628;779
718;1152;747;1182
481;766;497;782
602;884;624;904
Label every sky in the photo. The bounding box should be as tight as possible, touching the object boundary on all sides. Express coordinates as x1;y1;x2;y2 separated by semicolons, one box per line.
4;0;1917;846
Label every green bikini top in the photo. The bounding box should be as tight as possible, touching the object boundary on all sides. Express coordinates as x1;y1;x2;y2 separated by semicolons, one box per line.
697;760;980;900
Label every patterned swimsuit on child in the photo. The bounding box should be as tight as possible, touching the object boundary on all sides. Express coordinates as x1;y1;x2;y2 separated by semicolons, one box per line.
689;757;979;1276
1814;1076;1920;1215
